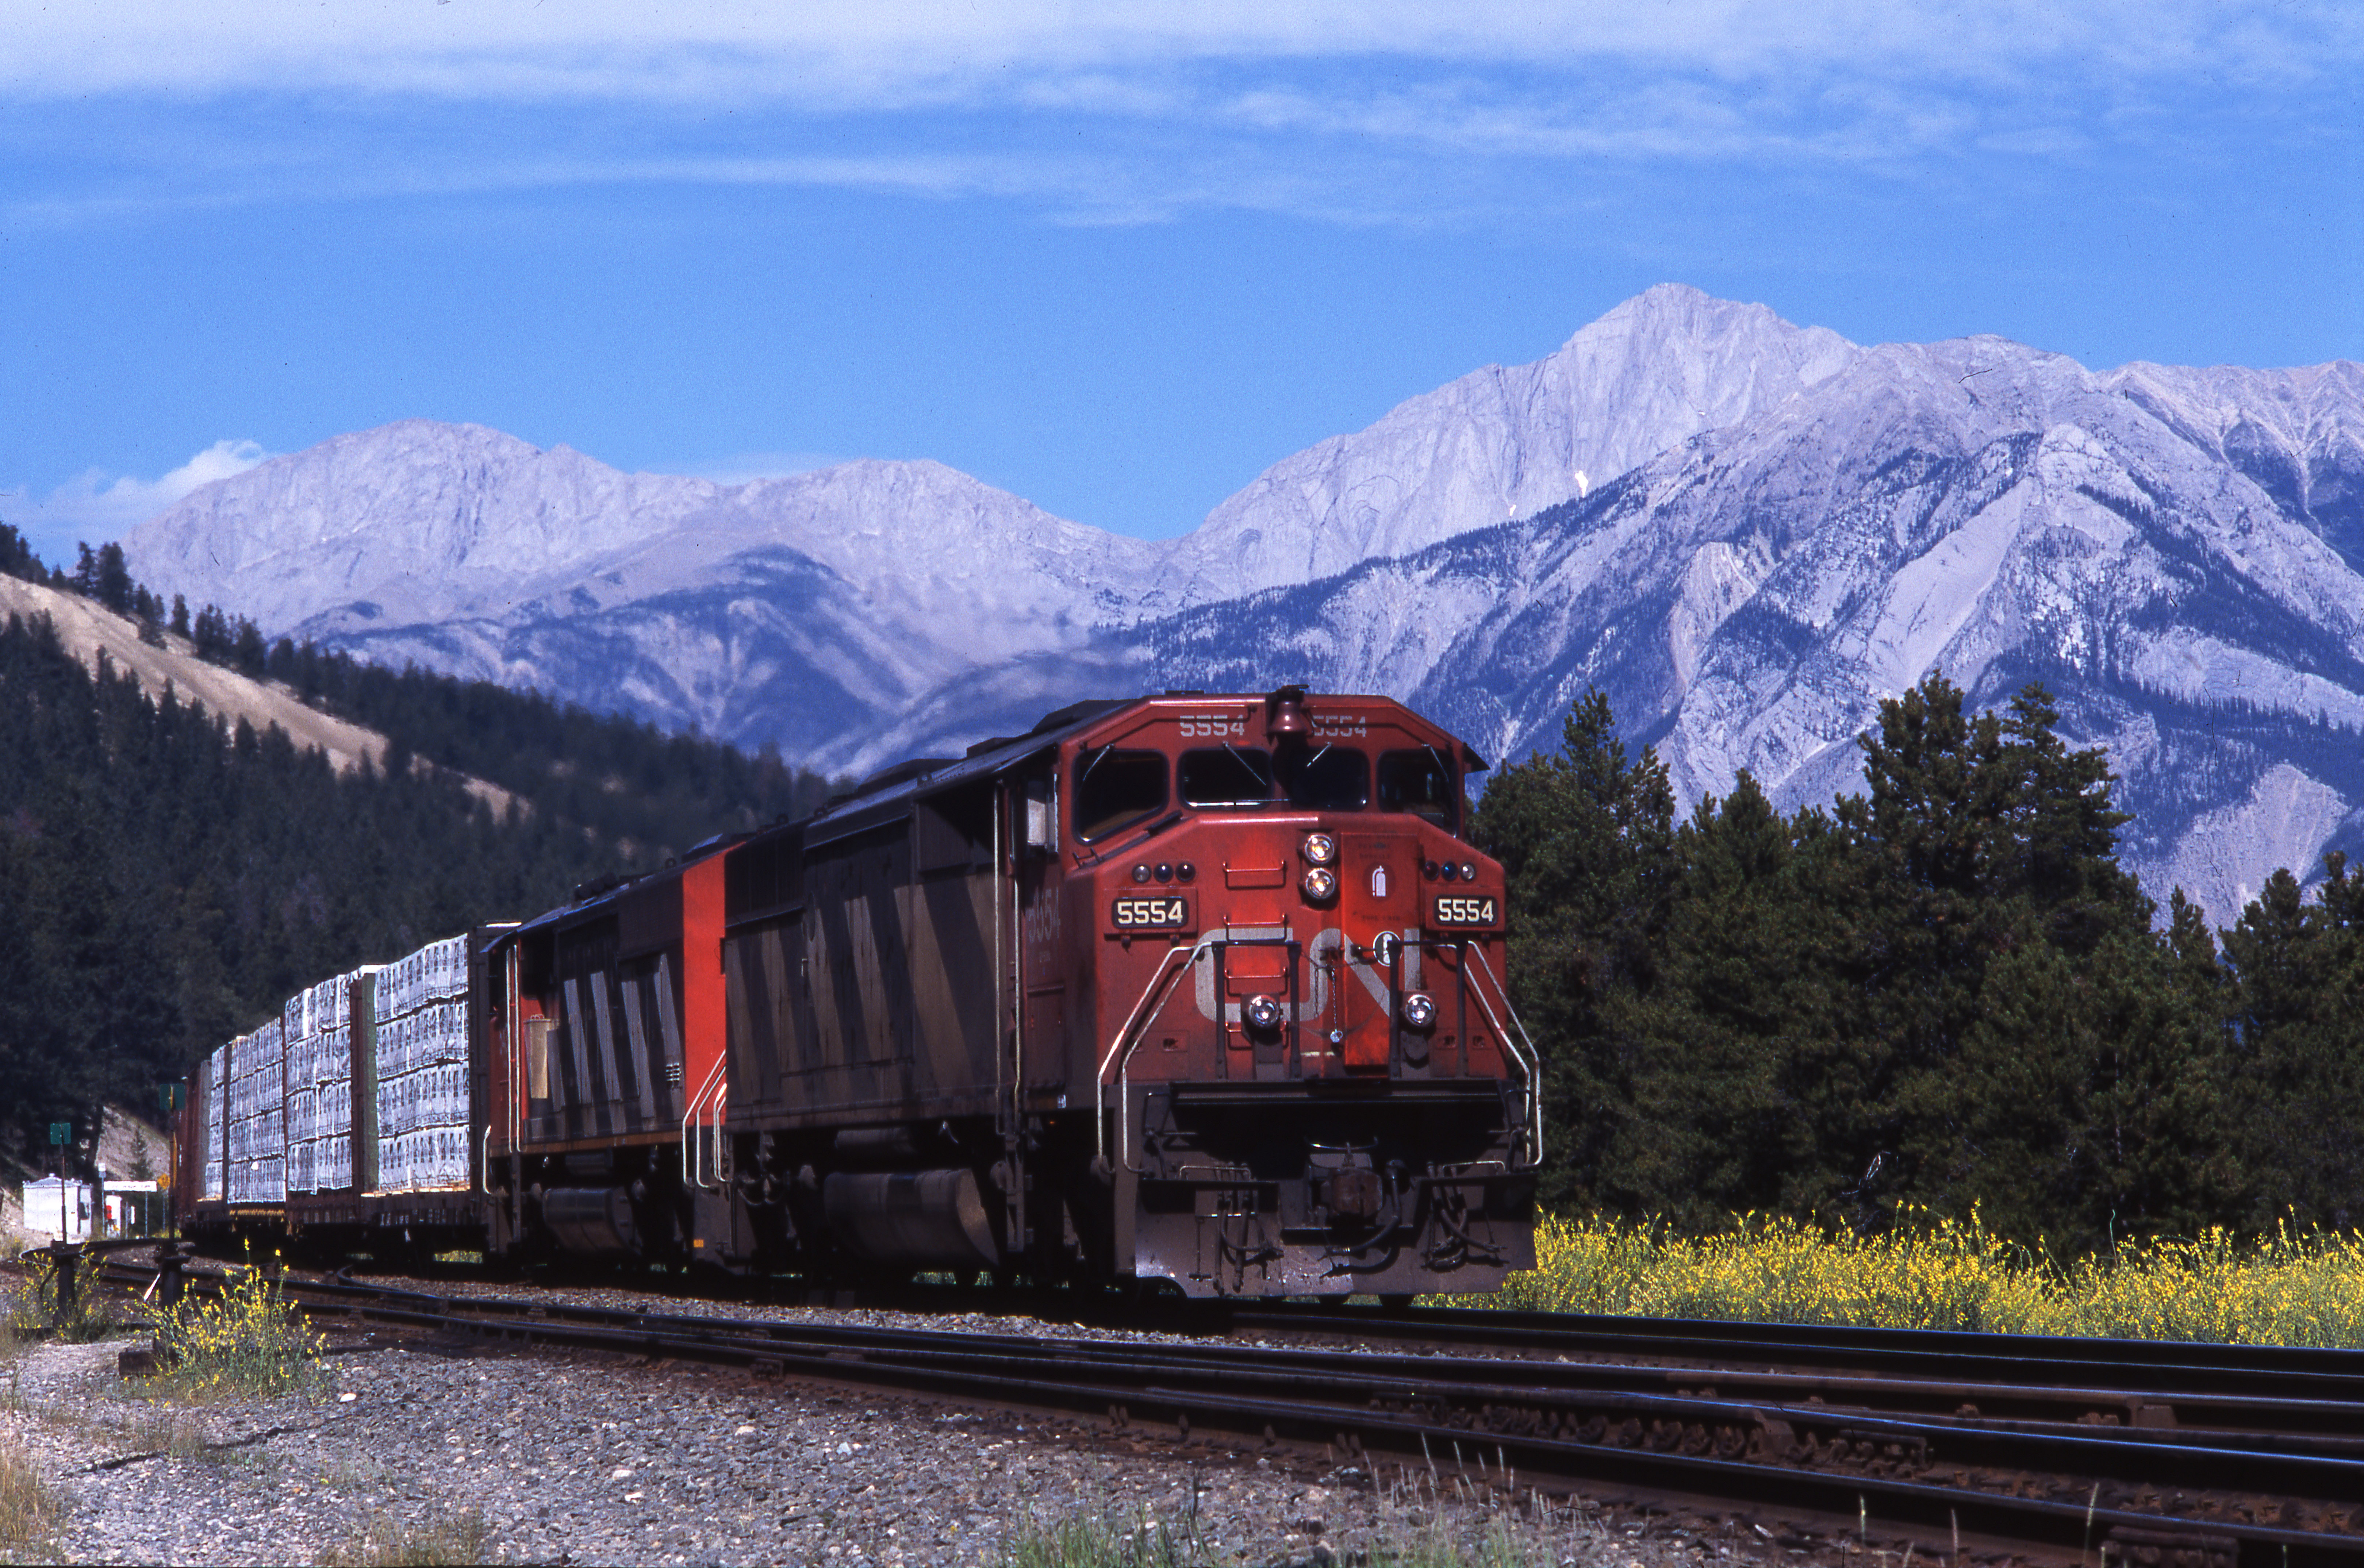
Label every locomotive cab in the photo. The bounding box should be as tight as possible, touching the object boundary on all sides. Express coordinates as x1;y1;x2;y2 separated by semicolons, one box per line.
1040;686;1539;1297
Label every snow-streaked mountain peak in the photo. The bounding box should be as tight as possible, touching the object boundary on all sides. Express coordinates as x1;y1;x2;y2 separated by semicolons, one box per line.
120;291;2364;926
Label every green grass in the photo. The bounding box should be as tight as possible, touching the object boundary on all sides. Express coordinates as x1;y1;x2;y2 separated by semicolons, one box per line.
1001;1507;1197;1568
0;1433;64;1564
2;1259;115;1347
999;1469;1621;1568
322;1508;491;1568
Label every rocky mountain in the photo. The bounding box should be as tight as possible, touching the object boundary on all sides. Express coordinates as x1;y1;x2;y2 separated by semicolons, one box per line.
1159;285;1857;599
1113;343;2364;922
128;423;1165;761
120;285;2364;925
122;285;1845;761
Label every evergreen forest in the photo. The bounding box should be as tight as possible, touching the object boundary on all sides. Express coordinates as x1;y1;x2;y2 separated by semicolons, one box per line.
0;526;837;1177
1473;676;2364;1256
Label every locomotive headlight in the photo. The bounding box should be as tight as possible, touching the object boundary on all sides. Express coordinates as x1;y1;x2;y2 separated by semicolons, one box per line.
1401;992;1438;1030
1244;994;1285;1031
1301;866;1338;902
1301;832;1337;867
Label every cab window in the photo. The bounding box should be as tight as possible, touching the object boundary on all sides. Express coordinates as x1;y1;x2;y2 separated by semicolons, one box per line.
1377;748;1459;831
1277;744;1369;810
1178;746;1274;807
1072;748;1168;842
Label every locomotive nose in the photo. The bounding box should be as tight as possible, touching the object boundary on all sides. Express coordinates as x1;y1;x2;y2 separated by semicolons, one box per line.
1325;827;1424;1071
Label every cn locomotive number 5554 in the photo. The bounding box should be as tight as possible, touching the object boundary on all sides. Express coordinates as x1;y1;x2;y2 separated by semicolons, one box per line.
1111;895;1190;929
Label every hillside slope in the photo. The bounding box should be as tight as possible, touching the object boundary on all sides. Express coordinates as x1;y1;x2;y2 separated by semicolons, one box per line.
0;573;514;812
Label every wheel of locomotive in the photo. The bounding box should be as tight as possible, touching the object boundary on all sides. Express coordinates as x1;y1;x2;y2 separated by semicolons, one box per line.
1377;1292;1415;1311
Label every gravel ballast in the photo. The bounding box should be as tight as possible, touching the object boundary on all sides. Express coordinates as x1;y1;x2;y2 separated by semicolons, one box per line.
0;1277;1742;1566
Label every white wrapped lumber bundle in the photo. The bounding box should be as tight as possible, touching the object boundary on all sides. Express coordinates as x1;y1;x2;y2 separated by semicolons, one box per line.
226;1017;287;1204
307;966;366;1192
426;934;468;1002
368;935;472;1194
203;1045;227;1200
284;985;318;1194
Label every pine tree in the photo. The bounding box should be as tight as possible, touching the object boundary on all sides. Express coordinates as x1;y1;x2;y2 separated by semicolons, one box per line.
2221;854;2364;1229
1470;689;1678;1211
1601;776;1857;1227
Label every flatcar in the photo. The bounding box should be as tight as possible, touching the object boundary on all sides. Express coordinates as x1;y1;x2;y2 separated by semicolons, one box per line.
179;688;1540;1300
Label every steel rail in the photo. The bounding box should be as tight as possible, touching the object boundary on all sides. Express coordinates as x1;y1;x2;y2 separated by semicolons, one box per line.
383;1282;2364;1441
101;1261;2364;1443
93;1260;2364;1566
99;1253;2364;1407
1222;1301;2364;1402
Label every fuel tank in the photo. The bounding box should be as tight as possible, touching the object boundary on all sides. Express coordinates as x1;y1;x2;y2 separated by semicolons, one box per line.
821;1168;1002;1271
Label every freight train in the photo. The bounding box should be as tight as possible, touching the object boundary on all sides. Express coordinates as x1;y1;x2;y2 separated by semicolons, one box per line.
176;688;1539;1299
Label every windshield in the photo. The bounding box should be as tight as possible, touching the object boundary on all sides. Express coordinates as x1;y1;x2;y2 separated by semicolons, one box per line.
1178;743;1373;811
1376;748;1458;831
1178;746;1274;808
1073;748;1168;841
1277;743;1369;810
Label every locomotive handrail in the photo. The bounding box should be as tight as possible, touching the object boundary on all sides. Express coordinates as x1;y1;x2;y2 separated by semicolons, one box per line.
1094;933;1224;1169
695;1088;723;1196
681;1054;730;1191
1462;944;1544;1167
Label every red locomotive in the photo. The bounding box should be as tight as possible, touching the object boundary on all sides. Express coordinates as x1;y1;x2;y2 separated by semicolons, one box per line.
182;688;1539;1300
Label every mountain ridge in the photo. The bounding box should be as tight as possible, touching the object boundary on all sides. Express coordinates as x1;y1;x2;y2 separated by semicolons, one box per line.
120;286;2364;924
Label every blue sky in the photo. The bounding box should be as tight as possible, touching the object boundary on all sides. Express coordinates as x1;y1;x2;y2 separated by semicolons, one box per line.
3;2;2358;565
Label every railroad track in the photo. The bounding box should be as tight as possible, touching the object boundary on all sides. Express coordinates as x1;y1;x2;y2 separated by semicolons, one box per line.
85;1253;2364;1567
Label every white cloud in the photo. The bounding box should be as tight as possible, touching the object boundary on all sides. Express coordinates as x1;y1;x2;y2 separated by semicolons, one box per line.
14;440;271;558
0;3;2353;105
2;3;2352;235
